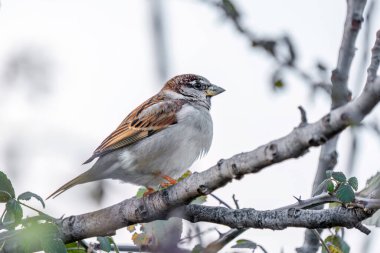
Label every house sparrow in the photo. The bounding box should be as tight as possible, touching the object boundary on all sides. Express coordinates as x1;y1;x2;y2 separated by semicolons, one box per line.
47;74;225;199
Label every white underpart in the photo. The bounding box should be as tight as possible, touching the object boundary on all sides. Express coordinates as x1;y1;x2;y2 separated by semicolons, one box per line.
91;103;213;187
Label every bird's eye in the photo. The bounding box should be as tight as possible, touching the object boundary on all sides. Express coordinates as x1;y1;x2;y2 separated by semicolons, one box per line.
193;82;203;90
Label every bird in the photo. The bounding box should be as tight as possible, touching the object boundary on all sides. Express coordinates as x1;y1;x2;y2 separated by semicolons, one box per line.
47;74;225;199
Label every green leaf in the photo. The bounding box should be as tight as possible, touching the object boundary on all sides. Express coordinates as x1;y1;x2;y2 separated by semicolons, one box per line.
332;172;347;183
4;199;23;225
326;170;333;178
336;184;355;203
322;235;350;253
135;187;148;199
273;79;284;89
3;209;15;228
0;171;15;202
127;224;136;232
108;236;120;253
326;180;335;193
191;244;204;253
177;170;192;182
65;242;86;253
0;191;12;203
231;239;257;249
97;237;112;252
41;237;67;253
348;177;358;191
18;191;45;208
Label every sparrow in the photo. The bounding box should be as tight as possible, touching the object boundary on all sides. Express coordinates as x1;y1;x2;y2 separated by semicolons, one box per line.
47;74;225;199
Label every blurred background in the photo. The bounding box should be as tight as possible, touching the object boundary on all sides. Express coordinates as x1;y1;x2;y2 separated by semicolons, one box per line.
0;0;380;252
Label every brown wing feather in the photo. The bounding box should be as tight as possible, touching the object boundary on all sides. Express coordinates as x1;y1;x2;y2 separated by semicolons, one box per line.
83;94;185;164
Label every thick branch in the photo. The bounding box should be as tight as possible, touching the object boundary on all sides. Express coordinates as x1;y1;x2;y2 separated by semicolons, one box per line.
178;206;374;230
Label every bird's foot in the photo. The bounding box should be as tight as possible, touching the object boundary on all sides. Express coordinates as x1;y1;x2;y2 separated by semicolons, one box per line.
159;175;177;188
143;187;156;196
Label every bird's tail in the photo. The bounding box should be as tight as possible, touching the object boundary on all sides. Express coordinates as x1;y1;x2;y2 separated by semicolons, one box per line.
46;170;92;200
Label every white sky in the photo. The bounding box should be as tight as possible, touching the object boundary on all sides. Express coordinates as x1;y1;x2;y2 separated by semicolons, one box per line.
0;0;379;252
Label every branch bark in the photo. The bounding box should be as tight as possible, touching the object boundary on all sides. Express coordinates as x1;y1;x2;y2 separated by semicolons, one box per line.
178;206;374;230
301;0;368;252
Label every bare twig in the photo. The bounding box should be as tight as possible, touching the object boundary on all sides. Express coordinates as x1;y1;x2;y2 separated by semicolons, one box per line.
310;229;331;253
232;194;240;209
298;106;308;126
210;193;232;209
200;0;330;92
203;228;247;253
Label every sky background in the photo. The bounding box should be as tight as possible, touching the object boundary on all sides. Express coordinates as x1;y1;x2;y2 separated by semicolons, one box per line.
0;0;380;252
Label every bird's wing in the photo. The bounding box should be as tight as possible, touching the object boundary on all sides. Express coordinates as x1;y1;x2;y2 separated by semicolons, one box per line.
83;95;185;164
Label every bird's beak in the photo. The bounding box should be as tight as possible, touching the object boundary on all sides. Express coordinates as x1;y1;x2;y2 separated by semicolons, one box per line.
206;84;225;97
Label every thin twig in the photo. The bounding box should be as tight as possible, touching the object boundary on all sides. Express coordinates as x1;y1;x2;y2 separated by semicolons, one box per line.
232;194;240;209
311;229;331;253
298;106;308;126
210;193;232;209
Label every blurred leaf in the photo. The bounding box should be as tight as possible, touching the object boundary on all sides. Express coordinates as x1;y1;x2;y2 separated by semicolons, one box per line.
4;199;23;225
332;172;347;183
363;210;380;227
178;170;192;182
336;184;355;203
97;236;111;252
191;195;207;205
231;239;257;249
191;244;204;253
127;224;136;232
3;209;16;228
328;202;341;208
0;191;12;203
41;237;67;253
221;0;240;20
0;171;15;202
325;243;343;253
358;172;380;198
142;218;183;249
347;177;358;191
17;191;45;208
322;235;349;253
108;236;120;253
316;62;327;72
327;180;335;193
65;242;86;253
274;79;285;89
136;187;148;199
132;232;152;247
326;170;333;178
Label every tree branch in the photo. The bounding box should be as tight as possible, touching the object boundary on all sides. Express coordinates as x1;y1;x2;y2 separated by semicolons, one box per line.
302;0;368;251
2;70;380;250
3;29;380;252
177;205;374;231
